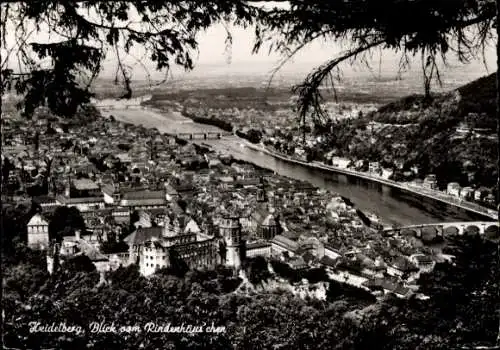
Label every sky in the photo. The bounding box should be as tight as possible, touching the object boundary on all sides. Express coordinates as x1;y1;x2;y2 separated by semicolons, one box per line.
1;1;497;82
95;21;351;77
100;21;497;81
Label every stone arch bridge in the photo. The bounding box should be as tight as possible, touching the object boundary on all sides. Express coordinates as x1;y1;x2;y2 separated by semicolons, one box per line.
175;132;233;140
384;221;499;239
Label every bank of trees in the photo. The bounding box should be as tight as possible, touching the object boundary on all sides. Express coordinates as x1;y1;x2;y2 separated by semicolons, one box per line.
2;234;498;349
235;128;262;144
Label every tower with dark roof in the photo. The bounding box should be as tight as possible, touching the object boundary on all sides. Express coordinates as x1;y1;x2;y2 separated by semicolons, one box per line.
260;213;281;240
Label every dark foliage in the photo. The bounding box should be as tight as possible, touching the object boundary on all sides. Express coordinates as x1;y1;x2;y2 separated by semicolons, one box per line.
179;105;234;132
64;255;97;274
47;206;86;241
326;279;377;304
236;129;262;144
270;259;331;285
100;240;129;255
2;235;499;349
1;203;37;260
456;72;497;129
1;1;260;117
363;236;499;349
253;0;495;122
242;256;271;285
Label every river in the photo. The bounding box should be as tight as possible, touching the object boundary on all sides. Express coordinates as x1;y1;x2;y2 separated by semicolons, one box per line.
100;106;489;227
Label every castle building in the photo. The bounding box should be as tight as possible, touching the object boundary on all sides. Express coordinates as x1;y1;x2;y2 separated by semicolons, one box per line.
27;213;50;250
139;236;218;276
119;203;252;276
125;213;219;276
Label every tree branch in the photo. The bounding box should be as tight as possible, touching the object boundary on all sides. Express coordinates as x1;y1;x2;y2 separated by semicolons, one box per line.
292;38;386;125
264;29;335;92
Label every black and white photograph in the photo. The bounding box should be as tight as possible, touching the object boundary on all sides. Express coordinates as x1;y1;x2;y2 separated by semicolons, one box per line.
1;1;499;349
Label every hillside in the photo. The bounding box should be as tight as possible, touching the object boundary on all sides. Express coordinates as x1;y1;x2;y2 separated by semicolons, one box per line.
317;73;498;200
371;72;496;128
455;72;496;129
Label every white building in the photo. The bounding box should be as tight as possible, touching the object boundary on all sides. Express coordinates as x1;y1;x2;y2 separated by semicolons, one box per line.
219;215;245;269
56;196;105;212
27;213;50;250
323;245;341;260
246;241;272;258
447;182;461;197
271;235;299;257
127;214;220;277
368;162;380;174
139;238;170;276
460;187;474;200
410;254;436;273
423;174;438;190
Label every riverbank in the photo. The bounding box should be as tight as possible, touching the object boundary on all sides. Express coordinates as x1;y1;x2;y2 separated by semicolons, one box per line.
241;141;497;220
178;108;497;221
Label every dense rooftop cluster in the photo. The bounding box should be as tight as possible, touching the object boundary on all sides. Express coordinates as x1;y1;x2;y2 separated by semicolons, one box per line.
2;104;458;301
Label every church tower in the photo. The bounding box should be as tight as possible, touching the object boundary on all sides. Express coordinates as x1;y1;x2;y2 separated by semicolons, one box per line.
219;213;245;269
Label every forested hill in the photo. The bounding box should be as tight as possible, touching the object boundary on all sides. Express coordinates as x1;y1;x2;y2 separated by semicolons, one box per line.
455;72;496;129
321;73;497;195
372;72;496;129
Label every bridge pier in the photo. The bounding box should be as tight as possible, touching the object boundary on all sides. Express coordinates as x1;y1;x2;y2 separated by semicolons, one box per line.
436;226;443;237
415;228;422;238
479;224;486;235
385;221;498;238
175;132;229;140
